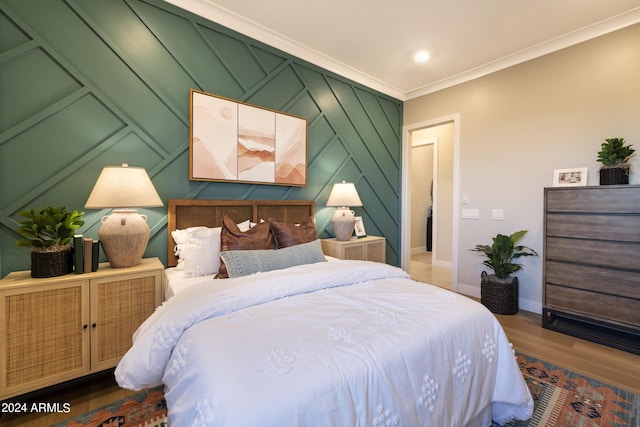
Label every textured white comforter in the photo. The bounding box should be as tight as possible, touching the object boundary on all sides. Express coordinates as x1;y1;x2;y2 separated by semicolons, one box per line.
116;260;532;426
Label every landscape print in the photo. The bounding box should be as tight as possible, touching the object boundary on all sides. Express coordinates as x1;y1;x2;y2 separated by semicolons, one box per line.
189;89;307;186
275;113;306;185
237;104;275;183
190;91;238;181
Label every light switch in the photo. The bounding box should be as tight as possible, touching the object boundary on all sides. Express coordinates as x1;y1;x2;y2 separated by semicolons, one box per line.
492;209;504;221
462;209;479;220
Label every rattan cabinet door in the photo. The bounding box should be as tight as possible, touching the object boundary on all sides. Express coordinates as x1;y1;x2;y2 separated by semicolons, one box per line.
0;280;90;399
321;236;386;263
89;270;162;371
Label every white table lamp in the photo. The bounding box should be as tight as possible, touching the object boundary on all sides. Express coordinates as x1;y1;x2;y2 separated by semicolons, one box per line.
85;163;163;268
327;181;363;241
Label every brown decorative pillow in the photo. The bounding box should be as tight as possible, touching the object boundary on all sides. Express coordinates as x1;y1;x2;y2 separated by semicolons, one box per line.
270;217;318;249
216;214;274;279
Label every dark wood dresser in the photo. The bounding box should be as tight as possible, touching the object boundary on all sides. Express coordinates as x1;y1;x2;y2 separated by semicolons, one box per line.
543;185;640;354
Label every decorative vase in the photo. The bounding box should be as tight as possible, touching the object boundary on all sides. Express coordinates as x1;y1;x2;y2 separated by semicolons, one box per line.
31;246;74;278
599;167;629;185
99;209;149;268
332;207;356;241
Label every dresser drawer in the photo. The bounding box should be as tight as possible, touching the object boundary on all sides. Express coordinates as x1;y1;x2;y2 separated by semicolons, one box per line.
546;236;640;270
545;284;640;327
546;213;640;242
545;260;640;299
546;187;640;213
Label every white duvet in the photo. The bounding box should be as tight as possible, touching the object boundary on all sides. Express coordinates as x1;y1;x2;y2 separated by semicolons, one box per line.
116;260;533;427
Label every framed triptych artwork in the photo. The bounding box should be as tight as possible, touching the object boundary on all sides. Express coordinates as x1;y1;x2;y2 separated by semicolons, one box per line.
189;89;308;187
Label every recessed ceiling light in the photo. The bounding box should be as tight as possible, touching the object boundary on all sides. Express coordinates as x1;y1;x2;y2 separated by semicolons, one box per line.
414;50;430;63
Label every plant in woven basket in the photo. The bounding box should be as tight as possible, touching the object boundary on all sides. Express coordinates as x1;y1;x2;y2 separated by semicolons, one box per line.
16;206;85;278
471;230;538;315
470;230;538;279
16;206;85;251
597;137;635;185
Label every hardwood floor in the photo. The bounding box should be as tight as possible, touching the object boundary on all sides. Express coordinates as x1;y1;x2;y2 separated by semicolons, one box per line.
0;373;136;427
2;299;638;426
496;309;640;395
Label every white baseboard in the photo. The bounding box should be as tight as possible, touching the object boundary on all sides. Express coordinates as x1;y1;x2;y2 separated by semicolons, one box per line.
433;259;452;269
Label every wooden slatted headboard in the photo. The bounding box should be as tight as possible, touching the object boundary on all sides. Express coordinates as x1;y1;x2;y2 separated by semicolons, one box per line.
167;199;315;267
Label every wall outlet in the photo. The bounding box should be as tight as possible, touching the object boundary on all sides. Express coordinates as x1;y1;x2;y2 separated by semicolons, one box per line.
462;209;479;219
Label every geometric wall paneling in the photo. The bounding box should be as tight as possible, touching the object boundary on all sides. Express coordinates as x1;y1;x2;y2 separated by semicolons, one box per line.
0;0;402;276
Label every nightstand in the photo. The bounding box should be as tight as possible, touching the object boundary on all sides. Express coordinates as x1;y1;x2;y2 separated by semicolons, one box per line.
321;236;386;263
0;257;164;400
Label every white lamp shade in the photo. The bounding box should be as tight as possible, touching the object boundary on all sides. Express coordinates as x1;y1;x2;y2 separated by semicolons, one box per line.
85;164;163;208
326;181;362;208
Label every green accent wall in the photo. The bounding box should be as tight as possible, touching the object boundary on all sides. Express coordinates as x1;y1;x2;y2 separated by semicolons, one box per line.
0;0;402;277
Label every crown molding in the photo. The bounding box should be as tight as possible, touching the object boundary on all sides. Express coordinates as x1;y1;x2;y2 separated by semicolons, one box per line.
404;7;640;99
166;1;640;101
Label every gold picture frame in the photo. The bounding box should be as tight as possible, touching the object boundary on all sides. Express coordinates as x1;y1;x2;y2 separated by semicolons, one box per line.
189;89;308;186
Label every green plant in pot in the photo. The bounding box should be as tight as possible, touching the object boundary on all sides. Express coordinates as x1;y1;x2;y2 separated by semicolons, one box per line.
16;206;85;278
597;137;635;185
470;230;538;315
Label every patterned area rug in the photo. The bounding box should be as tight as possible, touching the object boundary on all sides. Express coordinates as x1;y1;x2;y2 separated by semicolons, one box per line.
51;353;638;427
50;386;166;427
494;353;639;427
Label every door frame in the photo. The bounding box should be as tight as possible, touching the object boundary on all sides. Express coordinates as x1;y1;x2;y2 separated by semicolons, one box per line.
401;113;460;291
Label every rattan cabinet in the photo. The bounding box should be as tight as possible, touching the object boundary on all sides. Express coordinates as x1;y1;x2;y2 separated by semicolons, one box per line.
0;257;163;400
321;236;386;263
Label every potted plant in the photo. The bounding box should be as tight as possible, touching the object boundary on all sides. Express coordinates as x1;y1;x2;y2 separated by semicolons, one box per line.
16;206;85;277
470;230;538;314
597;137;635;185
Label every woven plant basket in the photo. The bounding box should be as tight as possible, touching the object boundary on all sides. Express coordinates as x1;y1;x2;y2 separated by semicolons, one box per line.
480;271;518;315
31;246;73;278
599;167;629;185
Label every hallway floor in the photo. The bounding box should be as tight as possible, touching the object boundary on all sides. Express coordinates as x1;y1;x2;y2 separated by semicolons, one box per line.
409;251;452;290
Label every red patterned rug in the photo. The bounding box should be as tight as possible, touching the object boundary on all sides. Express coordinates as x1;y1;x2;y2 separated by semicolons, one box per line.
51;353;638;426
51;386;166;427
494;353;639;426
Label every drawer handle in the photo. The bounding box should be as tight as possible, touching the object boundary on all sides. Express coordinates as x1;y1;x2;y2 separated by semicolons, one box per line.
92;323;97;328
83;324;88;330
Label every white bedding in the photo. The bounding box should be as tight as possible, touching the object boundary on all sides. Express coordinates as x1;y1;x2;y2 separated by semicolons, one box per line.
117;260;533;426
164;267;215;300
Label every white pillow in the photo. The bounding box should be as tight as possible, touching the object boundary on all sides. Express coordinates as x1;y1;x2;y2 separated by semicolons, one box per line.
180;227;221;277
171;220;253;276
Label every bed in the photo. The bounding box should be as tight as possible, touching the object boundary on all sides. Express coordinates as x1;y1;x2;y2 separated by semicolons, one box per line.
115;199;533;426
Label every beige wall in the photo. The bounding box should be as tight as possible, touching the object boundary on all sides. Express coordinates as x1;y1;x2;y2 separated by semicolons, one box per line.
404;23;640;313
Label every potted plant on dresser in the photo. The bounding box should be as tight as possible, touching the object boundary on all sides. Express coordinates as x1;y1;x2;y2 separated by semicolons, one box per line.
15;206;85;278
471;230;538;315
597;137;635;185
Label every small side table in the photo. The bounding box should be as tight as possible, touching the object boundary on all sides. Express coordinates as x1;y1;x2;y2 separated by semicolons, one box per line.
321;235;386;263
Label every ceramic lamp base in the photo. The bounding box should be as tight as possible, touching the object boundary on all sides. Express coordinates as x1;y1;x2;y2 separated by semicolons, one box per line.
332;207;356;241
99;209;149;268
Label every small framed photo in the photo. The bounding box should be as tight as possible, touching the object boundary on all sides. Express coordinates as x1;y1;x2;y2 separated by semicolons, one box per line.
553;167;588;187
354;216;367;238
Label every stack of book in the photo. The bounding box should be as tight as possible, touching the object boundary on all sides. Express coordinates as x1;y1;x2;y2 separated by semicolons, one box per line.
73;234;100;274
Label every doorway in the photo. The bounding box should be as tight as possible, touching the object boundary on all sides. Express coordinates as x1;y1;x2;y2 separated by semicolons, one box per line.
401;114;460;291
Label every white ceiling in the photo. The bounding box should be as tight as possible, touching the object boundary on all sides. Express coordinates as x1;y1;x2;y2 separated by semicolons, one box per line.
168;0;640;100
